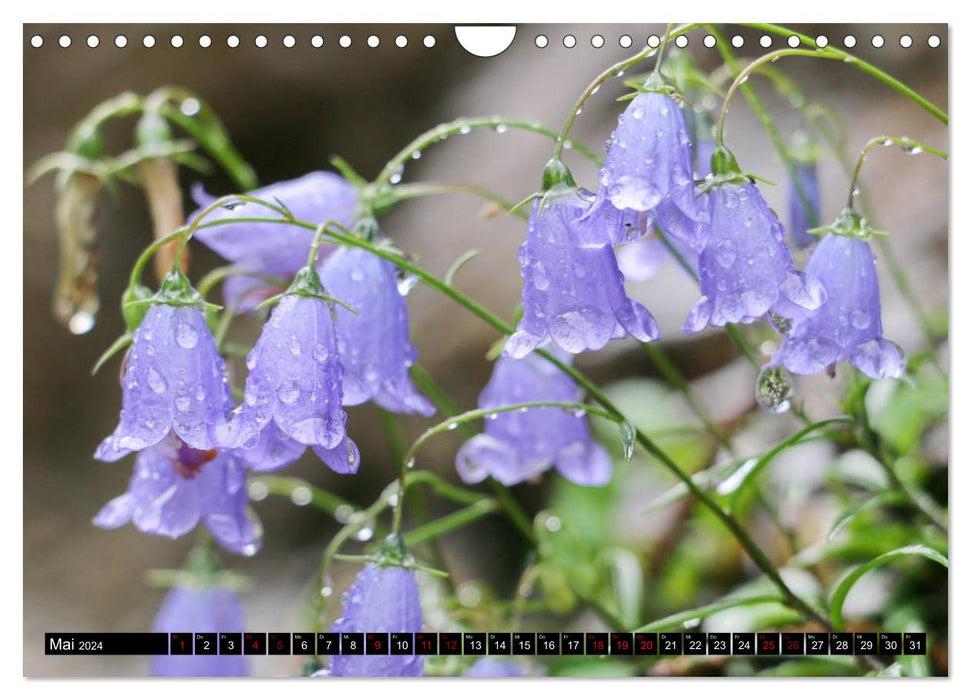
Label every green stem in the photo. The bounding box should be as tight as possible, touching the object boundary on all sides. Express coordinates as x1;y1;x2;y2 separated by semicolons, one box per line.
846;136;948;208
252;475;358;517
379;182;528;221
405;470;491;506
375;117;602;187
716;48;833;147
402;499;500;548
745;24;947;124
553;23;702;159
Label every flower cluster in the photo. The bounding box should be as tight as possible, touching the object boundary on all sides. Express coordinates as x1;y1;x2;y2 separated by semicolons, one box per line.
94;175;434;554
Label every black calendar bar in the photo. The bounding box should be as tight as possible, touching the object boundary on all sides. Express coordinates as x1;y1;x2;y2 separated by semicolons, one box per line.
44;631;928;656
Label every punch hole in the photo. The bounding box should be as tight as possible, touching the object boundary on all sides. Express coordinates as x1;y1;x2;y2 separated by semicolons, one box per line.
647;35;660;48
227;35;240;48
455;26;515;56
787;35;800;48
171;35;184;48
899;35;912;48
815;35;828;48
115;35;128;48
311;35;324;48
843;35;857;48
928;35;941;48
30;35;43;48
199;35;212;48
731;35;743;48
395;35;407;48
423;35;436;48
759;35;772;48
563;35;576;48
255;35;268;48
86;35;99;48
143;35;156;48
871;35;884;48
367;35;379;48
58;35;71;48
283;35;295;48
619;35;633;48
703;34;716;48
675;35;688;48
535;35;548;48
339;35;352;48
591;35;604;48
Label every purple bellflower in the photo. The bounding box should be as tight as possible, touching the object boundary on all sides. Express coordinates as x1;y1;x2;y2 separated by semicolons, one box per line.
788;162;821;249
327;564;424;677
505;187;660;358
223;281;359;475
598;90;700;223
93;433;262;556
96;278;231;462
151;585;248;677
456;352;612;487
685;178;824;333
772;233;904;379
318;246;435;415
191;172;359;311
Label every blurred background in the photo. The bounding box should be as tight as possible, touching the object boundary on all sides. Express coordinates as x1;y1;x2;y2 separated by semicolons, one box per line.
23;23;947;676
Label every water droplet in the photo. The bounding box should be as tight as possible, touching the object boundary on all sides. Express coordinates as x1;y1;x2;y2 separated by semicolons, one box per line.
175;395;191;411
147;368;167;394
459;124;472;135
288;335;301;355
323;505;350;527
248;480;269;501
755;366;793;414
850;309;870;330
291;485;312;506
396;269;418;295
486;412;498;420
195;386;206;401
405;457;416;469
175;322;199;349
320;575;334;598
852;185;862;198
494;123;507;134
411;150;422;160
313;344;330;362
545;515;562;532
355;525;374;541
902;143;923;155
389;166;404;185
714;240;738;268
767;311;792;335
278;381;300;404
570;406;587;418
68;311;95;335
350;267;365;282
619;421;636;462
446;422;459;431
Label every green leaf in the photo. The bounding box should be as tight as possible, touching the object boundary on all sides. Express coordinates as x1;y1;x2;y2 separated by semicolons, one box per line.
634;594;784;632
444;248;482;286
828;491;911;541
91;332;132;374
829;545;948;629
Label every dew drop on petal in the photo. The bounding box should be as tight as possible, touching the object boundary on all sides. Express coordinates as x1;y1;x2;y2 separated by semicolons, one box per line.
147;368;167;394
175;322;199;349
278;381;301;404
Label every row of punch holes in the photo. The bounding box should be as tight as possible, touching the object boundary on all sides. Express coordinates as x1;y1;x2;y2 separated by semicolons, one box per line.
28;31;942;52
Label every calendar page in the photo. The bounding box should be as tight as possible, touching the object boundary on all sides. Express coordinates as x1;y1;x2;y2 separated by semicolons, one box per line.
22;20;948;680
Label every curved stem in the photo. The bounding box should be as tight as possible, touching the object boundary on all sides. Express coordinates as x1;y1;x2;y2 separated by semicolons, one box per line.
745;24;947;125
846;136;947;208
381;182;528;221
716;48;833;147
252;475;358;517
375;117;602;187
553;23;701;159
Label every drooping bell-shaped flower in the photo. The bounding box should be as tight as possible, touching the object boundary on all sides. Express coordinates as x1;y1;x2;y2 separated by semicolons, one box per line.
505;171;660;358
223;269;359;475
684;151;824;332
599;89;700;223
151;585;248;677
456;352;612;487
93;434;262;556
328;562;424;677
96;272;231;462
318;245;435;416
191;172;359;311
772;231;903;379
788;161;821;249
